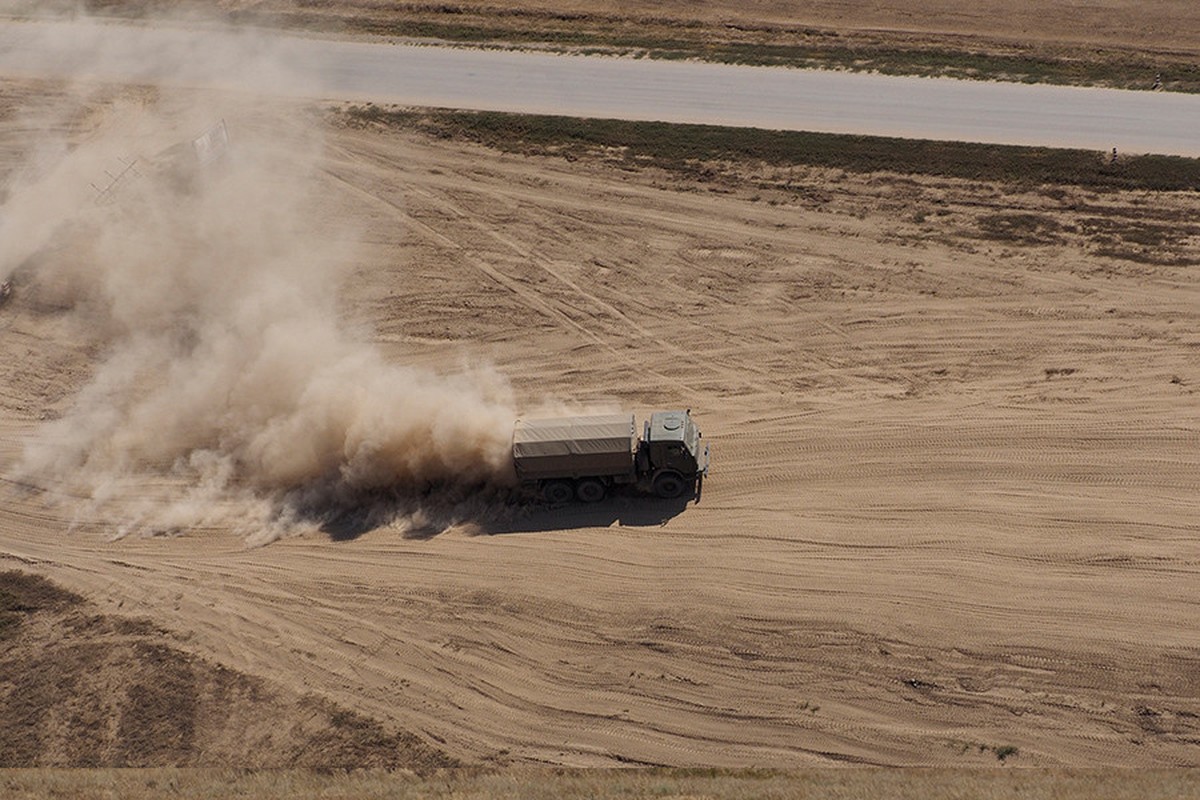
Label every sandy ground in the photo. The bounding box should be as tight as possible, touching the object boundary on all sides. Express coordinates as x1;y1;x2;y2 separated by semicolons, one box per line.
1;79;1199;769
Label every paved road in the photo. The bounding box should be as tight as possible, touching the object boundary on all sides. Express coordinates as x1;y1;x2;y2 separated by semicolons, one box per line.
2;18;1199;155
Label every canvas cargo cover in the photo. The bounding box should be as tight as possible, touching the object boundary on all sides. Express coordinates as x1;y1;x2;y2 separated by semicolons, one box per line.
512;414;636;480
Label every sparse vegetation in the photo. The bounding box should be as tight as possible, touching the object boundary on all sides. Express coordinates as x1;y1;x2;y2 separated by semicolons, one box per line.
992;744;1019;762
336;105;1200;267
977;213;1065;245
952;740;1020;763
1080;217;1200;265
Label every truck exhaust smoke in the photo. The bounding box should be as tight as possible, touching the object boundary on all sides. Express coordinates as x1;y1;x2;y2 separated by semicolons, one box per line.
1;21;519;539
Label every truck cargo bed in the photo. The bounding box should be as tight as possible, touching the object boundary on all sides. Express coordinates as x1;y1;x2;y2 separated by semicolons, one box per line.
512;414;637;482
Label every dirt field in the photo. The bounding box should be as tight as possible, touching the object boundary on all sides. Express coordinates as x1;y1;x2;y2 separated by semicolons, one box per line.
54;0;1200;51
1;66;1198;775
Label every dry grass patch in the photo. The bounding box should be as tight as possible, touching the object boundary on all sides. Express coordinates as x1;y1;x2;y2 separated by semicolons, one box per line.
0;571;455;770
340;106;1200;192
2;767;1200;799
0;570;82;640
37;0;1200;91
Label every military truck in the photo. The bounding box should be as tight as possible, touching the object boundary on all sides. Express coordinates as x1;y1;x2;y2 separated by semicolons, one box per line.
512;410;709;504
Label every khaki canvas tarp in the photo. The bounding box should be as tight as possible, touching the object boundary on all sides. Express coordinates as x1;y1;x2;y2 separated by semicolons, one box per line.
512;414;636;480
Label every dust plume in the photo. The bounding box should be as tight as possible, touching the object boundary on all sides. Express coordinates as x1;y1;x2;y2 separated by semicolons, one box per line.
1;18;519;538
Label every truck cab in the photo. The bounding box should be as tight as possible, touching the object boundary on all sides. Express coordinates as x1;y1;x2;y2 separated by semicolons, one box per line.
641;410;709;498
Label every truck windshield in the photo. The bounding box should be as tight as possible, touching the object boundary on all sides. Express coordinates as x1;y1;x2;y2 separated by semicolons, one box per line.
684;417;700;457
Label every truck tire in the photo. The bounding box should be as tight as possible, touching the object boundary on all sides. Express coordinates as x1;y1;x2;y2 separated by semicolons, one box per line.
653;471;687;499
543;480;574;505
575;479;606;503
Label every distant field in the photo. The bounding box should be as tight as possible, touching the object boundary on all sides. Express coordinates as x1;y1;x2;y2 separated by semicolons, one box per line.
14;0;1200;90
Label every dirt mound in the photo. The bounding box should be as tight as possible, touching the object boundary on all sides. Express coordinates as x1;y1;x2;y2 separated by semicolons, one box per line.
0;571;455;770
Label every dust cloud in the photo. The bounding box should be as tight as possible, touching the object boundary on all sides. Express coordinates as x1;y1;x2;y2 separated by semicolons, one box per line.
1;16;519;539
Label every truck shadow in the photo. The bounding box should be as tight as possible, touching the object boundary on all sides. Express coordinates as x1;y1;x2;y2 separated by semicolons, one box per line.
298;482;702;541
479;492;696;535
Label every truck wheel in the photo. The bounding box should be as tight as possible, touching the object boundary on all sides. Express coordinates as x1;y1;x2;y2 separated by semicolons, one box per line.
543;481;574;505
653;472;687;499
575;479;606;503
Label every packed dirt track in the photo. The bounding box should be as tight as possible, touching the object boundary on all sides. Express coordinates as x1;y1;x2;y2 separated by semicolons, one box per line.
1;74;1199;772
